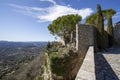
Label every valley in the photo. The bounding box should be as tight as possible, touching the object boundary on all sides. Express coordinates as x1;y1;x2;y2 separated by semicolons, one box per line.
0;41;46;80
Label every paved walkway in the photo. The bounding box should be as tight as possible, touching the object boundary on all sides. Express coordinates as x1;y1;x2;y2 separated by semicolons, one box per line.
75;46;95;80
95;47;120;80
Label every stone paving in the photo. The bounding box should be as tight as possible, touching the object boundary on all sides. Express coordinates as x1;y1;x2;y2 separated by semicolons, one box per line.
76;47;120;80
95;47;120;80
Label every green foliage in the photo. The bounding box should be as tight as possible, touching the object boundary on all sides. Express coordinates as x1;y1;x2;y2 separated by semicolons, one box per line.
86;4;116;49
45;42;64;54
48;14;81;35
96;4;104;33
105;9;116;47
45;42;75;79
107;16;114;47
44;54;48;68
48;14;82;44
49;51;71;79
44;42;51;53
0;42;45;80
85;9;116;25
102;9;116;18
85;13;97;25
96;4;105;49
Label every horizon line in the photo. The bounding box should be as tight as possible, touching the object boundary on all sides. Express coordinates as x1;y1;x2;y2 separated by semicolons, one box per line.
0;40;56;42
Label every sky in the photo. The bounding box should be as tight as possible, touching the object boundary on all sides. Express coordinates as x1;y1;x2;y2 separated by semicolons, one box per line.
0;0;120;42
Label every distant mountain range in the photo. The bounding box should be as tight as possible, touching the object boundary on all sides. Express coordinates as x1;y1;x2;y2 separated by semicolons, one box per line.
0;41;47;47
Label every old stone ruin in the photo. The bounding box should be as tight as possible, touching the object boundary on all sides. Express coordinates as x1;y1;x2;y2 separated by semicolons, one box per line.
75;24;96;80
75;22;120;80
44;21;120;80
44;4;120;79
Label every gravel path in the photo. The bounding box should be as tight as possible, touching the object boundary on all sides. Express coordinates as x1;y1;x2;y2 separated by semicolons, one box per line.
95;47;120;80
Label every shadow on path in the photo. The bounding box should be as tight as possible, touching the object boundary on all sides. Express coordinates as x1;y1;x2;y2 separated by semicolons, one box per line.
94;49;119;80
104;47;120;54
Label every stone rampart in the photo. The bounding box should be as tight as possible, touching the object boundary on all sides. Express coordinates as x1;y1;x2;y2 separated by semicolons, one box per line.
75;24;96;79
114;22;120;46
75;46;95;80
76;24;95;54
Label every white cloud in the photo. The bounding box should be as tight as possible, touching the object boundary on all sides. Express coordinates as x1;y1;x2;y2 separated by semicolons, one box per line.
37;5;93;22
39;0;56;4
113;11;120;19
9;0;93;22
9;4;45;18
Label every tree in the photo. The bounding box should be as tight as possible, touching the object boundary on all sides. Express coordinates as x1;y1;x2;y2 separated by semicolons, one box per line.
85;13;97;25
85;6;116;48
104;9;116;47
48;14;82;45
102;9;116;19
107;15;114;47
96;4;105;49
85;9;116;25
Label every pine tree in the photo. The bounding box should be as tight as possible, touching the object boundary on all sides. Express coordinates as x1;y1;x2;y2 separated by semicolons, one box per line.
48;14;81;45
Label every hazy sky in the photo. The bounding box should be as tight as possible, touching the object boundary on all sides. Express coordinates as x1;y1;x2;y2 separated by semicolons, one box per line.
0;0;120;42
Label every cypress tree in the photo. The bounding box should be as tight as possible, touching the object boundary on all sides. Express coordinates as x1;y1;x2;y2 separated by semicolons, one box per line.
107;15;114;47
96;4;105;49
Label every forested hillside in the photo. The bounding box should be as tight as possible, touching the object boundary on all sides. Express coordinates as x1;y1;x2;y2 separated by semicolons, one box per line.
0;41;47;80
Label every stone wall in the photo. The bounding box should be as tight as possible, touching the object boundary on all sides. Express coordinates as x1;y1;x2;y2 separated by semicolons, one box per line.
76;24;95;53
74;22;120;79
71;24;96;79
114;22;120;46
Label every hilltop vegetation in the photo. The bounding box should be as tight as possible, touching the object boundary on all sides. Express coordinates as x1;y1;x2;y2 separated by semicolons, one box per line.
44;14;82;79
44;42;77;80
48;14;81;45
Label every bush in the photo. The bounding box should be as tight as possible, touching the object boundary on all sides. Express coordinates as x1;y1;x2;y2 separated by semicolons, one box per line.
44;42;62;54
49;52;71;79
